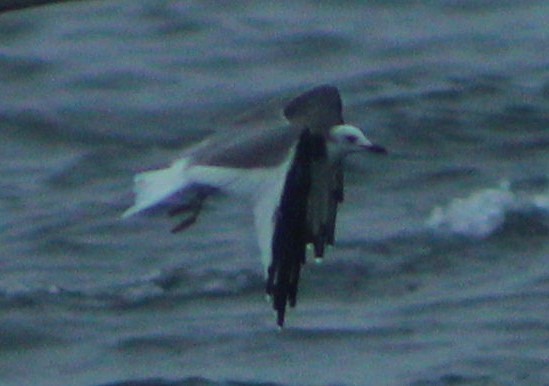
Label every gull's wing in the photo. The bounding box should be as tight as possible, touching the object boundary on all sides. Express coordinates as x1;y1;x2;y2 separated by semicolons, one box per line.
267;129;315;326
190;124;299;169
267;85;346;327
284;85;345;255
283;85;344;131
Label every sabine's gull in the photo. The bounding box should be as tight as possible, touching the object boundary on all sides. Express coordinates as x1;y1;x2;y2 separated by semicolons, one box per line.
123;85;387;327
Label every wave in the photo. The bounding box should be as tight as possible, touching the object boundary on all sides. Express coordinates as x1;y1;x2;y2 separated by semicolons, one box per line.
0;267;264;311
425;180;549;239
533;190;549;211
0;52;51;82
2;178;546;312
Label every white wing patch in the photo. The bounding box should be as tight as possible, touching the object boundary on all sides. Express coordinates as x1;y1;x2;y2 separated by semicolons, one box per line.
122;159;190;218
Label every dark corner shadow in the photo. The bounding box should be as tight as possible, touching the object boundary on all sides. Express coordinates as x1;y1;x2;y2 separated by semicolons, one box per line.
95;376;282;386
0;0;88;15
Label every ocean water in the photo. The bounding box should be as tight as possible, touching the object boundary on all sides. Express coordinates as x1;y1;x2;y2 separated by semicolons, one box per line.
1;1;548;385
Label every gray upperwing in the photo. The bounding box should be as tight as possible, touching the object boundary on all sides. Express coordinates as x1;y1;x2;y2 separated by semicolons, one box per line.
189;85;343;169
190;124;301;169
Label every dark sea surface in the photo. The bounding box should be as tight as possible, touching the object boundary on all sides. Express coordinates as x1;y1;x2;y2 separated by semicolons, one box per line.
1;1;548;385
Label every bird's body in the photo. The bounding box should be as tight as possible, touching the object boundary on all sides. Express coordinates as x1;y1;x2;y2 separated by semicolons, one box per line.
123;85;386;326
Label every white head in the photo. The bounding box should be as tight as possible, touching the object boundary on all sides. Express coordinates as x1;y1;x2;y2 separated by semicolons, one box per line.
328;124;387;160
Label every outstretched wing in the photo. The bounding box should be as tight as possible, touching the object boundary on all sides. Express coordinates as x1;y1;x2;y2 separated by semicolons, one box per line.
284;85;345;257
267;129;314;326
267;85;346;327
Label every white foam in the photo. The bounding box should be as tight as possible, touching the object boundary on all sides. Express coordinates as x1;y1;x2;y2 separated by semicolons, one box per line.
533;190;549;211
426;181;515;238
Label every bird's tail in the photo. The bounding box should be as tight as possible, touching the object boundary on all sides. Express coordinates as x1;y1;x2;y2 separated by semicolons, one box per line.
122;159;189;218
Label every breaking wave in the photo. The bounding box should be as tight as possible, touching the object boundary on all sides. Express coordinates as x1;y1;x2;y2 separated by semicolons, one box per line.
426;180;549;238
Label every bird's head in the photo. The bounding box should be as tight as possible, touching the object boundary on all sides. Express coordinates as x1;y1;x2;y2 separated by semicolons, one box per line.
328;124;387;159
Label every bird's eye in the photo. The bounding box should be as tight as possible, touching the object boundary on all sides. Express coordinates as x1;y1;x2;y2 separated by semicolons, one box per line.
344;135;358;143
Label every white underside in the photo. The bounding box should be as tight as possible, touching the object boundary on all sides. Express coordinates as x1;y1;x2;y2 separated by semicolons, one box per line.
122;148;296;275
122;158;190;218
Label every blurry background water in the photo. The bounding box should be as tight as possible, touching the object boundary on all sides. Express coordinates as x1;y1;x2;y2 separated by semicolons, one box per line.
0;1;548;385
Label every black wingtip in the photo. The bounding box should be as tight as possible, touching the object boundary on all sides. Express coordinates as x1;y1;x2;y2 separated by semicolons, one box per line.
277;311;285;328
0;0;82;14
283;85;344;131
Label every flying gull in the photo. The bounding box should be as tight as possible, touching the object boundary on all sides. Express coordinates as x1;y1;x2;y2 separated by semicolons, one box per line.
122;85;387;327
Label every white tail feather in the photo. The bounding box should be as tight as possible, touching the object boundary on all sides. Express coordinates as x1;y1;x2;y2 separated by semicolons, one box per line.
122;159;189;218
